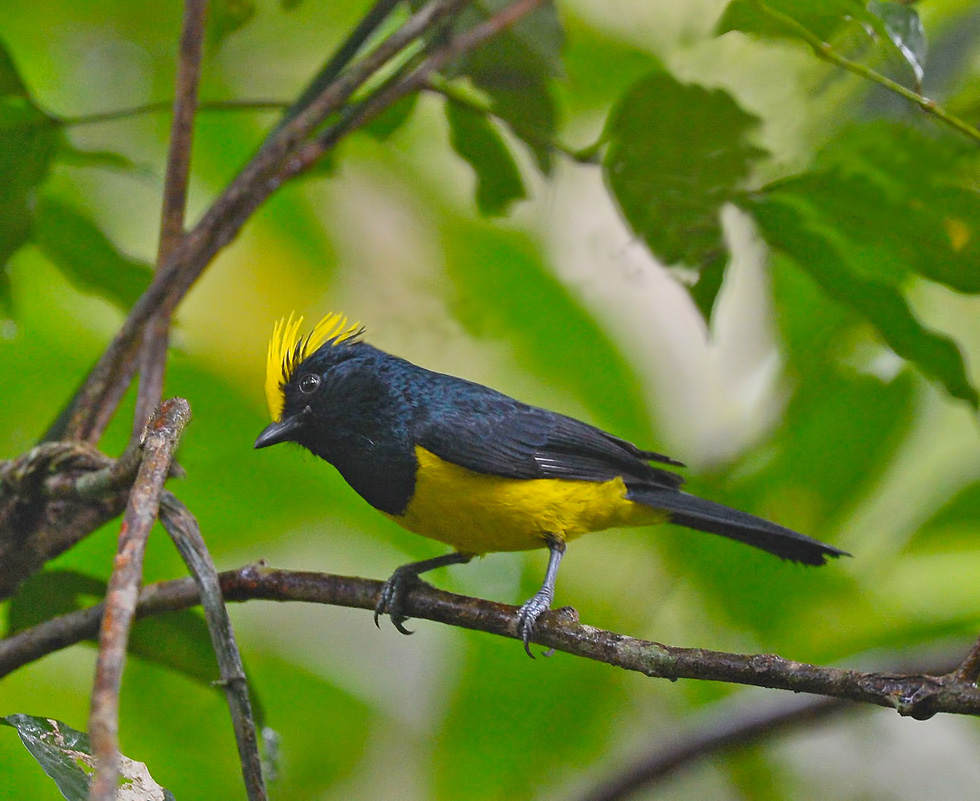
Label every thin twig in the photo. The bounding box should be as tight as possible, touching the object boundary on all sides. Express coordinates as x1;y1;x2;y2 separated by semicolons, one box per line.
580;695;850;801
279;0;550;184
87;398;191;801
44;442;143;499
133;0;208;439
273;0;404;133
160;492;267;801
57;0;475;444
580;646;966;801
59;100;288;128
5;566;980;718
0;443;128;600
951;634;980;685
751;0;980;145
0;439;185;600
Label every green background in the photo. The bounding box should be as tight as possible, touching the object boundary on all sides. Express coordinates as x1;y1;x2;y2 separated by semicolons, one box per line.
2;1;980;799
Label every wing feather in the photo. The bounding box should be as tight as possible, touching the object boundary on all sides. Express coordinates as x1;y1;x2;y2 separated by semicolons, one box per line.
409;373;683;489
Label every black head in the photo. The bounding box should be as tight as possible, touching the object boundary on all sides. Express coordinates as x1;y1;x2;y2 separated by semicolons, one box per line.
255;314;377;457
254;314;418;512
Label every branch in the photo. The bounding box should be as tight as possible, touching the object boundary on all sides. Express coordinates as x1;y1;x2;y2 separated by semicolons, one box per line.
57;0;475;444
58;99;289;127
276;0;550;185
273;0;403;133
0;436;185;601
579;695;851;801
88;398;191;801
952;632;980;685
580;645;967;801
19;0;529;594
4;566;980;719
132;0;208;439
0;444;130;600
752;0;980;145
159;493;267;801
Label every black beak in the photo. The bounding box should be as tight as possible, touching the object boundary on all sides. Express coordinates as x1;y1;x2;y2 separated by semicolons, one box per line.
254;410;308;449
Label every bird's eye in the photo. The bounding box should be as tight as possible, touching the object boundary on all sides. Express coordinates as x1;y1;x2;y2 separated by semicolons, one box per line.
298;373;320;394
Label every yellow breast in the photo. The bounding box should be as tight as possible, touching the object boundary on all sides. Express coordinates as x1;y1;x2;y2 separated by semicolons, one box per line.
384;446;665;554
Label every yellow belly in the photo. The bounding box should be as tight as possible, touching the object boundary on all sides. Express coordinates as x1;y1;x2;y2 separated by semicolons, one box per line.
384;446;665;554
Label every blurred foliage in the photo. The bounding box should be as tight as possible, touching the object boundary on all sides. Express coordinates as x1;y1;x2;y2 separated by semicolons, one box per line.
602;68;767;318
1;1;980;800
0;714;174;801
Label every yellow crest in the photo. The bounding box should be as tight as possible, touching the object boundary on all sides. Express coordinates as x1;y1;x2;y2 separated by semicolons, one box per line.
264;312;362;420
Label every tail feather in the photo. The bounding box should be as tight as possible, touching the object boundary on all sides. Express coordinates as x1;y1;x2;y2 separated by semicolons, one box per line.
628;487;848;566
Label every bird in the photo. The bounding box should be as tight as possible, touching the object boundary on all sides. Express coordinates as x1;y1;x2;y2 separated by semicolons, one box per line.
254;312;848;656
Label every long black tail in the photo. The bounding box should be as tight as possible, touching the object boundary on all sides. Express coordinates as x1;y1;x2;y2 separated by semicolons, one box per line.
628;486;849;566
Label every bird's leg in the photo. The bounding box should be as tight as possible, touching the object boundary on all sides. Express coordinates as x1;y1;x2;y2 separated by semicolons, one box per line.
375;551;474;634
516;534;566;658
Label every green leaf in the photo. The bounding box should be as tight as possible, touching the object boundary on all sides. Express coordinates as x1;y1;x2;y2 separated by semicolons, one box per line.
602;69;766;319
56;141;145;174
0;268;11;319
1;715;92;801
560;13;666;117
0;41;28;95
0;42;60;278
717;0;925;88
741;121;980;407
868;0;927;88
802;122;980;294
688;251;729;322
1;715;173;801
129;612;220;682
6;570;105;634
0;95;50;129
717;0;876;43
741;368;916;535
445;99;526;216
31;197;153;312
749;191;979;407
445;0;564;80
130;610;271;730
906;481;980;554
207;0;257;51
433;0;564;173
482;79;556;174
363;92;418;141
434;633;626;801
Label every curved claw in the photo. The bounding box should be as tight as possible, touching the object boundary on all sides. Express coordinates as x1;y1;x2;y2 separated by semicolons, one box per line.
391;616;414;636
516;592;552;658
375;568;420;636
373;552;473;637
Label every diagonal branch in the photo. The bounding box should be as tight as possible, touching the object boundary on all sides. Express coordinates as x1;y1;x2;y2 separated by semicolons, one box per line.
273;0;404;133
159;493;267;801
951;632;980;685
87;398;191;801
580;644;968;801
57;0;475;444
132;0;208;440
277;0;549;184
751;0;980;145
4;566;980;719
580;695;852;801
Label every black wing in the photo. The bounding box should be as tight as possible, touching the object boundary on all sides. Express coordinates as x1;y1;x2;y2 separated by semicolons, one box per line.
409;373;684;489
405;368;848;565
